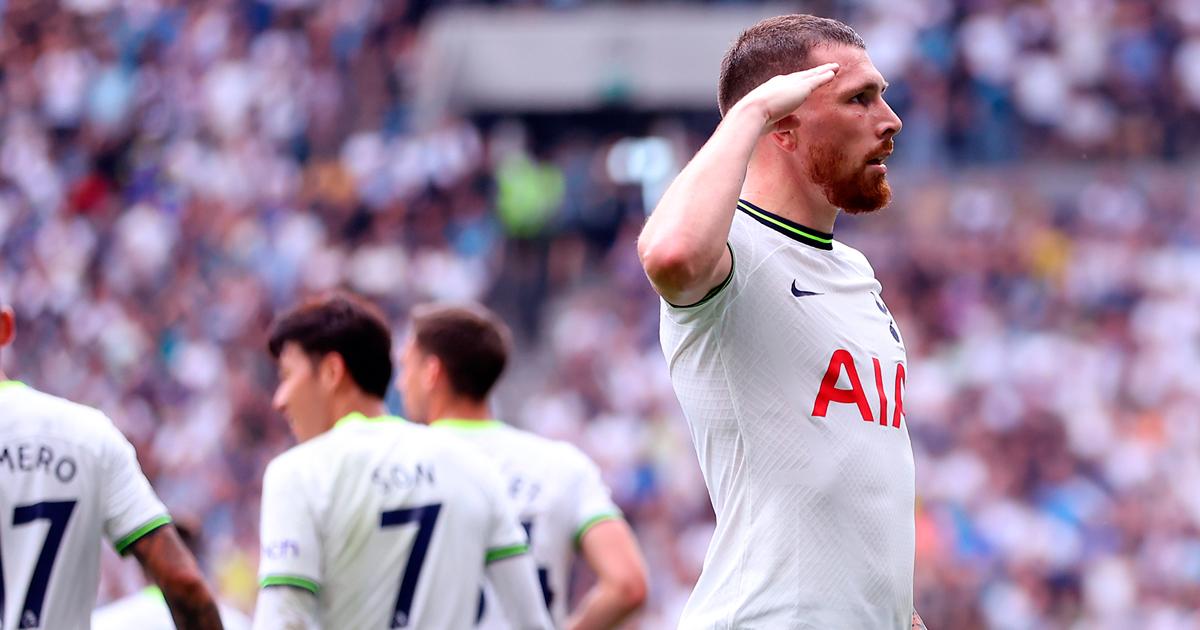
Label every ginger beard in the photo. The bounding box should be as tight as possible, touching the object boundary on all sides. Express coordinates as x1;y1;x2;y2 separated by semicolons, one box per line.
805;138;893;215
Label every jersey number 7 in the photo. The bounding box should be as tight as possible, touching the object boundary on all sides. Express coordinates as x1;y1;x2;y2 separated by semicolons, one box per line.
380;503;442;629
0;500;77;629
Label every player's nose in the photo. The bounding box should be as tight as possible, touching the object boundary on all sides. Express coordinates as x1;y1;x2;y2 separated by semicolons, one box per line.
877;98;902;139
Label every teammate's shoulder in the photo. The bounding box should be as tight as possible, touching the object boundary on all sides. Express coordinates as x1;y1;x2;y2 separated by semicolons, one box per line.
508;428;598;473
9;385;126;440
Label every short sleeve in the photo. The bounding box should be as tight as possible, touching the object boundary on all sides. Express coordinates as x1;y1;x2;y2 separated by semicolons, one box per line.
100;422;170;555
258;455;322;594
661;242;737;325
483;469;530;564
564;446;622;546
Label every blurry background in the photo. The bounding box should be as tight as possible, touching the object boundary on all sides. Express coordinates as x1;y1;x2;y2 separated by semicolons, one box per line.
2;0;1200;627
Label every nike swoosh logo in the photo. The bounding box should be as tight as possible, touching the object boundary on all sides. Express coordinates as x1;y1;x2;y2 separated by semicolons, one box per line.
791;280;822;297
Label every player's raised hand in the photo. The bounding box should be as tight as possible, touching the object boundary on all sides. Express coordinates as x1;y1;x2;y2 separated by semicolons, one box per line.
736;63;839;130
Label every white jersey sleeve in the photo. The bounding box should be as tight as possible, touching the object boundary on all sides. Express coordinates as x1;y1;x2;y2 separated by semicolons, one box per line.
483;459;530;562
257;454;322;595
101;425;172;554
563;445;622;544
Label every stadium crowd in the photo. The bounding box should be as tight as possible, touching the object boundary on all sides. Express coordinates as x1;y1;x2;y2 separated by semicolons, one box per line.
2;0;1199;627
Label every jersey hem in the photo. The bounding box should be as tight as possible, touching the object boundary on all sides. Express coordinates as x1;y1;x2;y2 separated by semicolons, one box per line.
114;514;173;555
261;575;321;594
485;543;529;563
573;512;623;547
664;243;736;309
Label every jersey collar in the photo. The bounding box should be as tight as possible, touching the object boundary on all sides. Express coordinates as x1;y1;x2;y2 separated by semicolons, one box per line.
333;411;406;429
737;199;834;251
431;418;504;431
0;380;26;392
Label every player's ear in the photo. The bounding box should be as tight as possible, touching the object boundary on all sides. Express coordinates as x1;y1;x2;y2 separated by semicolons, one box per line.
318;352;347;391
769;117;801;151
0;307;14;348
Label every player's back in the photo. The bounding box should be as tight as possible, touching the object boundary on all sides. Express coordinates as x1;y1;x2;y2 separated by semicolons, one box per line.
0;381;170;630
258;414;530;629
432;420;622;628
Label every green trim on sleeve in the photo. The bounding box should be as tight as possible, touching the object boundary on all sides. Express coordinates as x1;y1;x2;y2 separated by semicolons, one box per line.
485;543;529;564
664;243;735;309
574;512;623;547
114;515;173;555
260;575;321;595
0;380;26;391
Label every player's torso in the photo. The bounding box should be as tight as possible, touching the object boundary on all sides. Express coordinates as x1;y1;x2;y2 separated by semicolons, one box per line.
442;424;575;628
301;423;500;629
0;385;108;630
663;211;916;628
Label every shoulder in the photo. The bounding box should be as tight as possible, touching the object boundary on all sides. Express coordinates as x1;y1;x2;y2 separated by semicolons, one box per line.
263;438;327;486
832;241;876;278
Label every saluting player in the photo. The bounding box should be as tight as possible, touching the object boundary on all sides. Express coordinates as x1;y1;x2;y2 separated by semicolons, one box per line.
638;14;925;629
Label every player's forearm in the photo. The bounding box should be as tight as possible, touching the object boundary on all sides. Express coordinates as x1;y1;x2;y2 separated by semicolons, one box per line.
565;578;646;630
163;582;225;630
129;526;224;629
637;102;765;297
486;555;555;629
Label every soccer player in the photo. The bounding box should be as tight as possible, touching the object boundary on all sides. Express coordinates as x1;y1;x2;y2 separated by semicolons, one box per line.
637;14;926;630
0;304;224;629
92;521;252;630
397;304;648;630
252;293;552;630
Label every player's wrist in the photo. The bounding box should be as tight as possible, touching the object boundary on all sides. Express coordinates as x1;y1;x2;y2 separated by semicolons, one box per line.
724;97;773;135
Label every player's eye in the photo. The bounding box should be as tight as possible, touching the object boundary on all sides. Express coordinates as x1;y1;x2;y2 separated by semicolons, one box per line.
850;93;867;105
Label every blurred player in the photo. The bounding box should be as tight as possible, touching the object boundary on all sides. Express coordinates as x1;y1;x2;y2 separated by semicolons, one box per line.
398;304;648;630
252;293;552;630
0;304;224;629
92;520;251;630
637;14;924;629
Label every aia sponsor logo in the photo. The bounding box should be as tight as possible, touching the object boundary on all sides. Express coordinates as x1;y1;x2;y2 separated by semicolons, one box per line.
812;349;906;428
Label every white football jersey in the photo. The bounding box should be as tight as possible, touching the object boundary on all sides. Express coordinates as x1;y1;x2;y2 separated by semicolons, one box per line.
659;200;915;629
92;587;251;630
431;419;622;628
257;413;530;630
0;381;171;630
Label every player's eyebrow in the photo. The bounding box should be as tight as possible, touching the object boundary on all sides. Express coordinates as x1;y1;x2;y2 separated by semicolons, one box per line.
842;78;888;96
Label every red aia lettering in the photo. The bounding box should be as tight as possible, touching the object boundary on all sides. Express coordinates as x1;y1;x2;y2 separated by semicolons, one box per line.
812;350;906;429
812;349;873;422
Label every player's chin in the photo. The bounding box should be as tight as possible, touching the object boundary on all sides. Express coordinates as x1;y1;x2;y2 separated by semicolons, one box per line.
840;178;892;215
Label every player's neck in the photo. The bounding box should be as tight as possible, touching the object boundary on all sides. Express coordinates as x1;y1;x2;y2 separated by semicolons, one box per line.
329;392;388;424
743;161;839;233
430;397;492;423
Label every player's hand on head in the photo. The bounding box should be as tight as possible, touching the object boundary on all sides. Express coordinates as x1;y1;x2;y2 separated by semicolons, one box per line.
736;63;839;130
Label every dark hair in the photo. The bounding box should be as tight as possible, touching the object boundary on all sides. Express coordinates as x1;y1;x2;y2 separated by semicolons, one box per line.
409;304;511;402
267;292;393;398
718;14;865;116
